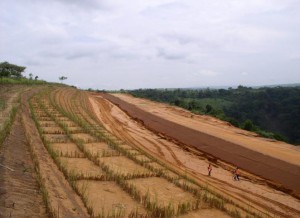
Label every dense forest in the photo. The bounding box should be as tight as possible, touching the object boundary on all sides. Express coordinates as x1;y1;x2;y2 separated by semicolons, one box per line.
127;86;300;145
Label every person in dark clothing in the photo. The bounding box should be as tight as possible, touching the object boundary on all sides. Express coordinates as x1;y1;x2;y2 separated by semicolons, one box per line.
208;163;212;176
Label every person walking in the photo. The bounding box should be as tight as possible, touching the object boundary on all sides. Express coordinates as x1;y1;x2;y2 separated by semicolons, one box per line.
208;163;212;176
233;166;240;181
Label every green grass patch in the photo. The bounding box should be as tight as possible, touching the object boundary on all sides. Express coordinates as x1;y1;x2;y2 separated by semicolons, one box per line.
0;106;18;147
0;99;5;110
0;77;47;85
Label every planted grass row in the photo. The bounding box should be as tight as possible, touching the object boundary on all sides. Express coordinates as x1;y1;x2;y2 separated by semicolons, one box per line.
45;93;197;217
75;180;148;218
31;100;98;216
52;91;107;138
77;112;255;217
45;88;259;217
0;88;21;146
66;90;258;217
65;96;261;217
51;89;153;217
0;106;18;147
47;93;206;216
31;96;140;217
29;99;59;217
115;177;200;217
32;98;105;180
53;116;202;217
76;143;198;217
57;150;84;158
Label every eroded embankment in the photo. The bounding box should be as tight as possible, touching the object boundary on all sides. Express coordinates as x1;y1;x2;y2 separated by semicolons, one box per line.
100;93;300;196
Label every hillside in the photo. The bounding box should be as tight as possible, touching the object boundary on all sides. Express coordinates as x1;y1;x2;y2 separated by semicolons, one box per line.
0;84;299;217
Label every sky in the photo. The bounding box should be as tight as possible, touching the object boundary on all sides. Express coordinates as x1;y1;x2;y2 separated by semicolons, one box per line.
1;0;300;90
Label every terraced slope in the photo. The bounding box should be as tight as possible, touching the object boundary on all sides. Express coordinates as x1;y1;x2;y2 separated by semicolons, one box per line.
91;91;300;217
2;85;299;217
38;86;259;217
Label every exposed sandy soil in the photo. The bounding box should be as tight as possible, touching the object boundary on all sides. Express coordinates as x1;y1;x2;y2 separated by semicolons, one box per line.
38;117;53;121
84;142;121;157
113;93;300;166
76;180;147;217
100;93;300;193
0;112;47;218
44;134;70;143
38;121;57;127
119;143;136;150
99;156;152;176
60;120;78;127
180;208;231;218
135;154;152;162
41;126;64;134
59;157;105;178
127;177;196;209
71;133;97;143
126;149;142;156
56;117;71;122
51;143;85;158
67;126;83;134
145;162;181;180
89;92;300;217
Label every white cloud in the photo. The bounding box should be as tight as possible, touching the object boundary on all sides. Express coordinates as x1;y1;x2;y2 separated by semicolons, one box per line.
0;0;299;89
194;70;219;77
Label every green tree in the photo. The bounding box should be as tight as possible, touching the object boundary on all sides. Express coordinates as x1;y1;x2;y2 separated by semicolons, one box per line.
243;119;254;131
59;76;68;83
206;104;213;113
0;61;26;79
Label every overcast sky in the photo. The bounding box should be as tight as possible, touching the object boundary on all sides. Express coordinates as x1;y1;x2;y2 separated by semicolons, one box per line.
1;0;300;90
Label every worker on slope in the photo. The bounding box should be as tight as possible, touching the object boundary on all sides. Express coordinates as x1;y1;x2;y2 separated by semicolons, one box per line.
208;163;212;176
233;166;240;181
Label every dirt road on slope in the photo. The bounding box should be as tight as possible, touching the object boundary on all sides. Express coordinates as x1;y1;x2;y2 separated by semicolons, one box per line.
89;93;300;217
112;93;300;167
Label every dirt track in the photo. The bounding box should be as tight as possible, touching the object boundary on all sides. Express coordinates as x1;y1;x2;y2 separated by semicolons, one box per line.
99;93;300;195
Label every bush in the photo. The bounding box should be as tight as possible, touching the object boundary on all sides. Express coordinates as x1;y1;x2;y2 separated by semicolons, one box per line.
206;104;213;113
227;118;240;127
243;119;253;131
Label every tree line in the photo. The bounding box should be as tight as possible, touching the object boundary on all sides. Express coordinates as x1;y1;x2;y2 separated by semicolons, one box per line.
127;85;300;145
0;61;68;84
